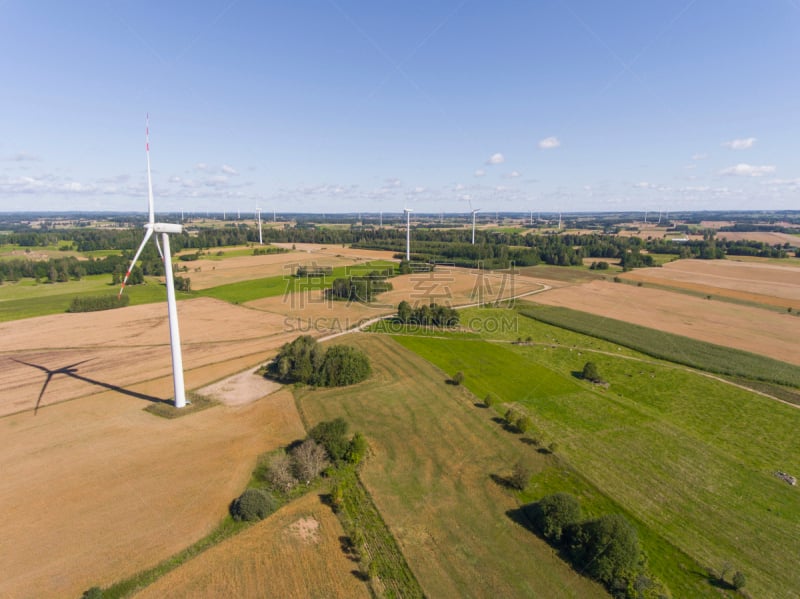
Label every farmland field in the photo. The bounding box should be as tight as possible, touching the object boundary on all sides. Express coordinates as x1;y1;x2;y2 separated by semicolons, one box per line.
390;307;800;598
619;258;800;309
528;277;800;365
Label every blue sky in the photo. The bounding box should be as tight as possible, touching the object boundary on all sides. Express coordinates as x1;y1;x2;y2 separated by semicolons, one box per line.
1;0;799;214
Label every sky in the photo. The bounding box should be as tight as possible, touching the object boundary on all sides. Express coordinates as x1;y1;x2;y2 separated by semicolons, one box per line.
1;0;799;215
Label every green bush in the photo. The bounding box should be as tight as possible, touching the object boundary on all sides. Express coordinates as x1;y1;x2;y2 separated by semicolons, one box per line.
732;570;746;590
525;492;581;543
82;588;103;599
230;488;277;522
581;361;604;383
316;345;371;387
484;392;499;407
516;415;533;434
310;418;350;462
566;513;640;586
346;432;368;464
451;371;465;385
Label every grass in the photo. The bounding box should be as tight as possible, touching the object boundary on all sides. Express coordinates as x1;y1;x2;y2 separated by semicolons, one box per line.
518;302;800;388
331;465;425;598
143;392;218;419
296;334;606;598
389;307;800;598
0;276;192;322
197;260;396;304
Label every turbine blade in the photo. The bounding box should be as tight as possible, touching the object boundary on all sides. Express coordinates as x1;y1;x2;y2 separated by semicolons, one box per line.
146;114;155;225
155;234;164;260
119;228;153;297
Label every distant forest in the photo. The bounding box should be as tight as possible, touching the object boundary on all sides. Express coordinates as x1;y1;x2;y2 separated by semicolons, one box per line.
0;219;797;284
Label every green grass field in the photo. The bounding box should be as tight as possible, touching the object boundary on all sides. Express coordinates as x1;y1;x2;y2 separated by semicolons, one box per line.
296;334;606;598
0;275;192;322
388;307;800;598
518;303;800;388
197;260;396;304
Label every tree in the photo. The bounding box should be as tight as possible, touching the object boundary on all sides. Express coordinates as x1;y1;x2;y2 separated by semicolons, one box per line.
452;371;464;385
566;514;640;585
82;588;103;599
397;300;412;323
309;418;350;462
732;571;746;590
291;439;330;484
484;392;499;407
509;460;533;490
316;345;371;387
265;337;370;387
346;431;368;464
516;415;533;434
265;452;297;494
230;488;277;522
525;492;581;543
581;361;604;383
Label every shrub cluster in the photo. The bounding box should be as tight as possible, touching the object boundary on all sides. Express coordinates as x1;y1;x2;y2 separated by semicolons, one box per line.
324;272;393;302
396;300;459;326
265;335;371;387
67;294;130;313
261;420;368;500
523;494;668;598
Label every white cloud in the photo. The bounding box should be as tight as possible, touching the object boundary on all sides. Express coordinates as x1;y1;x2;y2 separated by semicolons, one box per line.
719;163;775;177
509;170;521;178
634;181;654;189
194;162;209;171
691;153;708;160
722;137;756;150
538;136;560;149
221;164;238;175
486;153;505;165
474;169;486;177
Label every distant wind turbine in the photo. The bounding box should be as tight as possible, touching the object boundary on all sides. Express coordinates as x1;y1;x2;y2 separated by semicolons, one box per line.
469;200;480;245
118;115;187;408
256;206;263;245
404;207;413;261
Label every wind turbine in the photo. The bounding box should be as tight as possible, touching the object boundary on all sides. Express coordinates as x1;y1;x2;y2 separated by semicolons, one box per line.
404;206;413;261
256;206;263;245
469;200;480;245
118;116;187;408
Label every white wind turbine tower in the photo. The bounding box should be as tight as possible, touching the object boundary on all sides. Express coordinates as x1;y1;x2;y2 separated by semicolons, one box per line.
404;206;413;261
256;206;263;245
469;200;480;245
119;116;187;408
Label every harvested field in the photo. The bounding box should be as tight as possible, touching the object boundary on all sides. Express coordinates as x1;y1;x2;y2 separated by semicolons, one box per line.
0;297;298;417
620;258;800;309
715;231;799;246
531;279;800;365
136;492;369;599
0;387;305;599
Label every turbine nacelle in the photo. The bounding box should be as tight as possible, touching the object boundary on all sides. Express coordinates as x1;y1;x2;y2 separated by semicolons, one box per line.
153;222;183;234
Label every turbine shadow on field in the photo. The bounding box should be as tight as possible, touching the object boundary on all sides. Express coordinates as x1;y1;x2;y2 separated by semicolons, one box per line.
12;358;170;413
